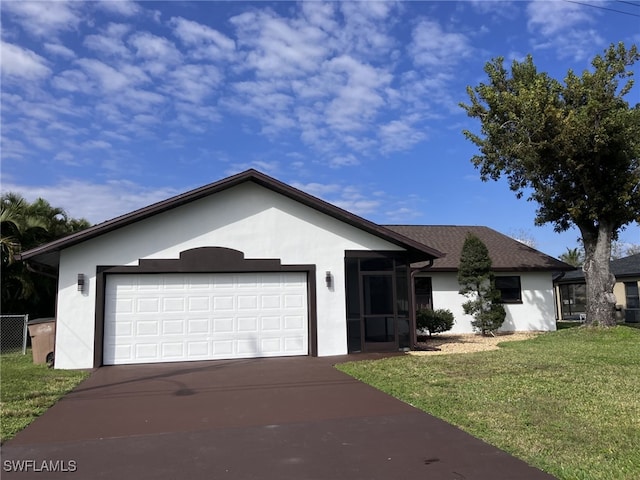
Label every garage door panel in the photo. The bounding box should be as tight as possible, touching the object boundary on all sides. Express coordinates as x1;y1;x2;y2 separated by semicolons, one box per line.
261;338;281;354
162;320;184;335
138;298;159;313
162;343;184;358
237;295;258;310
189;342;210;357
212;341;233;356
214;296;234;310
104;272;308;365
262;316;280;330
284;315;305;330
284;336;305;353
261;295;281;309
284;294;304;308
135;343;157;359
136;321;158;336
163;297;185;312
212;317;233;333
188;296;210;311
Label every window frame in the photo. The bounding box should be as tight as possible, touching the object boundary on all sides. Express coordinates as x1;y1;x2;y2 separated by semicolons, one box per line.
494;275;522;304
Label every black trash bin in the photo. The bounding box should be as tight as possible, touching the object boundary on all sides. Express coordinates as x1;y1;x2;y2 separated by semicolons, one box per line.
28;317;56;365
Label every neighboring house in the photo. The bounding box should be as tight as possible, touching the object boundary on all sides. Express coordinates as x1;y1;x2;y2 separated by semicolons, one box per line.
554;253;640;323
19;170;571;369
386;226;574;334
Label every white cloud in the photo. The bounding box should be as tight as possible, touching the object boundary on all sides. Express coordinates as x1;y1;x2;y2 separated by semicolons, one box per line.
291;177;424;223
291;180;380;216
170;16;235;60
337;1;398;58
94;0;141;17
43;42;76;59
52;151;76;165
223;80;295;134
527;0;596;37
329;154;360;168
164;64;222;104
378;117;426;153
333;197;381;216
0;41;51;80
300;1;338;31
409;19;471;69
83;23;132;58
75;58;147;93
1;179;185;224
128;31;182;64
52;69;92;93
384;206;422;222
172;102;221;133
324;55;392;132
290;181;341;197
231;10;328;78
0;135;29;160
1;0;83;37
526;0;604;59
466;0;518;19
82;139;112;150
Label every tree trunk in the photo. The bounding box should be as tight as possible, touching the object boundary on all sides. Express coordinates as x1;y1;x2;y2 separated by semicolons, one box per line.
581;223;617;326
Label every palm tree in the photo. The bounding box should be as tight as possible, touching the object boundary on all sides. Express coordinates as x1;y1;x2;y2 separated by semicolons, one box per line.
1;193;48;267
559;247;584;268
1;193;90;316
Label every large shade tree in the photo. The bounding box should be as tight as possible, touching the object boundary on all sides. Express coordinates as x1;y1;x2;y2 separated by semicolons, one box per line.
461;43;640;326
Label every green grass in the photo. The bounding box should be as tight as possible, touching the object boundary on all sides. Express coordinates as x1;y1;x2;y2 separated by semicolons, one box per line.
0;351;90;443
337;326;640;480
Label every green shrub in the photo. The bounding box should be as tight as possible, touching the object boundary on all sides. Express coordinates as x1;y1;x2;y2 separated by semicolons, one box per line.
416;308;455;337
470;301;506;335
457;233;506;335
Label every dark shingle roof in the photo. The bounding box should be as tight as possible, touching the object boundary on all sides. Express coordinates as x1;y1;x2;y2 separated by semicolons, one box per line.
611;253;640;277
558;253;640;282
385;225;574;272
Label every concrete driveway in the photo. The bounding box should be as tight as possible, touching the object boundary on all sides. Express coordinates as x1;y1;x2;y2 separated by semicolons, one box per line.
2;355;556;479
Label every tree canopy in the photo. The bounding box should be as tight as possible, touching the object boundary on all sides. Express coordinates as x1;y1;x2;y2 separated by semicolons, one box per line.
461;43;640;326
1;193;90;317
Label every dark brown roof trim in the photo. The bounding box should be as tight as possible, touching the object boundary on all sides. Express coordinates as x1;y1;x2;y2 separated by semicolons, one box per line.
18;169;443;266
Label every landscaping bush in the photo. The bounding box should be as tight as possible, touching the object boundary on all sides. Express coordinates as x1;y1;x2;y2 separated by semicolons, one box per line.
457;233;506;335
416;308;454;337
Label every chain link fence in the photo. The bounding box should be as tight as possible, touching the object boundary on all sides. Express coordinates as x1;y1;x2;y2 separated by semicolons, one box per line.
0;314;29;354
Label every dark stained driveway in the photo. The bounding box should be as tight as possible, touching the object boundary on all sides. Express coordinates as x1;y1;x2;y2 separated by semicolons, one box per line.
2;355;556;479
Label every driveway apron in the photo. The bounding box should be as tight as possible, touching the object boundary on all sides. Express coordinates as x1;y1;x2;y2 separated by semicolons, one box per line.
1;355;557;479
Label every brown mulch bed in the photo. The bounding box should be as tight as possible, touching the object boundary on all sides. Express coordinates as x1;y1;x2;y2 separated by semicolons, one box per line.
410;332;542;356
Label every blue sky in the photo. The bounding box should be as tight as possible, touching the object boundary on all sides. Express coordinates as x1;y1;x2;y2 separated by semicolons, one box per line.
2;0;639;258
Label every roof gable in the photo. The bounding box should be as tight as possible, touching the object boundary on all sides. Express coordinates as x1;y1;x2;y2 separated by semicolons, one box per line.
19;169;443;267
385;225;574;272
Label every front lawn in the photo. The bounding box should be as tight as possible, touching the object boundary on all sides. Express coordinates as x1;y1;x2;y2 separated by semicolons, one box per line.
337;326;640;480
0;352;90;443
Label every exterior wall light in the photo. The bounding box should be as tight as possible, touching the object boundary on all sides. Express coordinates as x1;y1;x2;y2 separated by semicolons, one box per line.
325;271;332;289
77;274;85;292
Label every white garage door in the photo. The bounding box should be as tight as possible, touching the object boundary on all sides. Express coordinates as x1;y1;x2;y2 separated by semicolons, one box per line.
104;272;308;365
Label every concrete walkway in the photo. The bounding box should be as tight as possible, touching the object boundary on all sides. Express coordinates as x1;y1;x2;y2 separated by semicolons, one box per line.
2;356;556;479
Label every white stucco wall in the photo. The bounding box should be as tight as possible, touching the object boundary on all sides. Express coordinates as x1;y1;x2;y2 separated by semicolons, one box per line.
427;271;557;334
55;182;404;369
